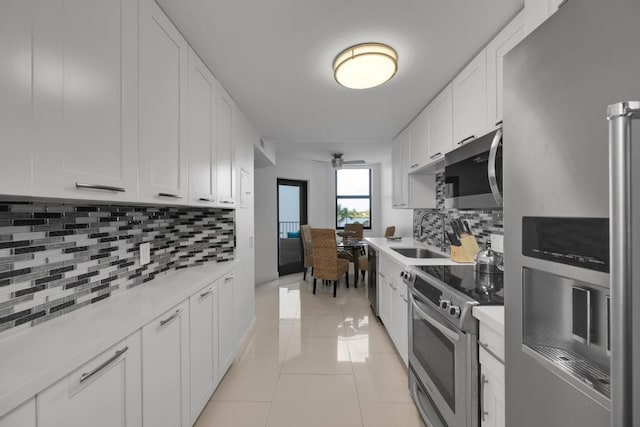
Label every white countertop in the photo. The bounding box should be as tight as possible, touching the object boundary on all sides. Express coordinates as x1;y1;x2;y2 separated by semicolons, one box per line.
365;237;472;266
472;306;504;333
0;260;235;417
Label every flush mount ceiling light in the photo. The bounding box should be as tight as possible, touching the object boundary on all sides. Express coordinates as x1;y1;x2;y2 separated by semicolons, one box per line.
333;43;398;90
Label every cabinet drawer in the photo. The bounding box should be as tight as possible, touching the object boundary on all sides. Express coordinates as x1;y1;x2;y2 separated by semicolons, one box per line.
479;322;504;363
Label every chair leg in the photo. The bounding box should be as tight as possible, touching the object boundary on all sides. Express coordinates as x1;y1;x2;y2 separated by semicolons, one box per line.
333;280;337;298
303;268;307;281
313;278;317;294
361;270;365;281
346;272;349;288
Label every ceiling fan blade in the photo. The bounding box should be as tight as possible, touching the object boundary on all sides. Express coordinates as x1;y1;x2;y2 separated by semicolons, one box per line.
343;160;366;165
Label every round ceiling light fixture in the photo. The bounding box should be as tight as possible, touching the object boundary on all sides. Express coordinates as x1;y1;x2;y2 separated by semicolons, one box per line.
333;43;398;90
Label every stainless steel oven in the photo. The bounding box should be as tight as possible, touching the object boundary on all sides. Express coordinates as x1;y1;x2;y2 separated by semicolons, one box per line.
402;264;504;427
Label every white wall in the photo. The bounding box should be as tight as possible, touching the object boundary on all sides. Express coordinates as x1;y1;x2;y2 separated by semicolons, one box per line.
380;154;413;236
233;106;257;345
254;155;386;284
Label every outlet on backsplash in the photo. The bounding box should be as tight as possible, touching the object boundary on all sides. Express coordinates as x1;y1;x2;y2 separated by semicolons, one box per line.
140;242;151;265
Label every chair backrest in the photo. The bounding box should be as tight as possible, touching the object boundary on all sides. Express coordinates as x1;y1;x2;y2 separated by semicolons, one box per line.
384;226;396;237
310;228;338;279
344;223;364;239
300;224;313;267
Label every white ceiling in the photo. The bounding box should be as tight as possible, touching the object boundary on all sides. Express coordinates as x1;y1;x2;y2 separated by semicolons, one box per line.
157;0;523;162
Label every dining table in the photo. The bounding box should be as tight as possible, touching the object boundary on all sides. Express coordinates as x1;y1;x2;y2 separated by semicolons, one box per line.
337;239;368;287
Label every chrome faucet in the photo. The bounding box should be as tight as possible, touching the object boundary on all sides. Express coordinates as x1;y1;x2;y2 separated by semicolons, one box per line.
416;211;430;241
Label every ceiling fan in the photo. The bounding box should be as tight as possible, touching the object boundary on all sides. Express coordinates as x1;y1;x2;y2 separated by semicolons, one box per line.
321;153;366;169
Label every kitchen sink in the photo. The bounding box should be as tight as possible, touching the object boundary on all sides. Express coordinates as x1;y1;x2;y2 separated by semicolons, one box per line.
391;247;447;259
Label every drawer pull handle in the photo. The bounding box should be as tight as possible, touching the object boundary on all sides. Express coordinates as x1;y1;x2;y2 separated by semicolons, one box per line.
76;182;125;193
158;192;183;199
200;287;215;297
478;340;504;364
457;135;475;145
429;152;442;159
411;163;419;168
224;274;234;281
80;346;129;383
379;272;386;278
199;197;215;202
495;120;503;127
220;200;234;204
160;308;184;326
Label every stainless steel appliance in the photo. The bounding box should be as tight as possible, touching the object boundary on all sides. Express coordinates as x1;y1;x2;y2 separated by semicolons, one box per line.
402;264;504;427
444;129;503;209
367;246;378;315
503;1;640;425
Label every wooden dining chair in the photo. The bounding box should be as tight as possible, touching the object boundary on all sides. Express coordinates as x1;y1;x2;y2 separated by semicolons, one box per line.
310;228;349;297
300;225;313;280
338;222;365;263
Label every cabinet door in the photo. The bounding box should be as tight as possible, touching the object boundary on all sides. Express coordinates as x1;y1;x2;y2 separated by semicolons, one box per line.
139;0;189;203
394;284;409;366
38;333;142;427
142;301;189;427
377;271;391;326
188;48;217;206
189;282;219;424
486;11;526;131
453;49;488;147
32;0;138;202
0;398;35;427
216;85;235;207
480;348;506;427
0;0;33;197
408;110;428;171
391;129;410;208
218;272;236;375
426;83;454;162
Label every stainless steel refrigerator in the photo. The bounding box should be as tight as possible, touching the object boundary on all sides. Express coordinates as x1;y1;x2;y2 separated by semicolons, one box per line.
503;1;640;426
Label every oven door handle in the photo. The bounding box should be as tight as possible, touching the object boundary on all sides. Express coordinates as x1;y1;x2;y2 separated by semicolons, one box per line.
488;128;503;206
410;293;460;342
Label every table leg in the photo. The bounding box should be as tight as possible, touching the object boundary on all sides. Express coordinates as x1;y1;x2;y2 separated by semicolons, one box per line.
352;247;359;287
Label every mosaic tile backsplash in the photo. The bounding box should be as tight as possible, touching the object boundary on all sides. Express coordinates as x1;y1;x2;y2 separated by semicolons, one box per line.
0;201;235;336
413;173;503;251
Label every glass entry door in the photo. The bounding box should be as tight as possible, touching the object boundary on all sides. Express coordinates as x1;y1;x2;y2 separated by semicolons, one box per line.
277;179;308;276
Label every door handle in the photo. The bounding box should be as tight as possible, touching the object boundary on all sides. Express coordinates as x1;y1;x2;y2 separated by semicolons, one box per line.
481;373;490;421
200;287;215;298
80;346;129;383
158;192;183;199
488;128;503;206
76;182;125;193
429;152;442;159
224;274;234;281
199;197;215;202
410;293;460;342
457;135;475;145
160;308;184;326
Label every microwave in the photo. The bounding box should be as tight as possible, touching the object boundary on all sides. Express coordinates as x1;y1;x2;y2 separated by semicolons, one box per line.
444;128;503;209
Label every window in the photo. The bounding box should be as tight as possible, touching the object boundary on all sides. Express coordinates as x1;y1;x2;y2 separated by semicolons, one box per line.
336;168;371;229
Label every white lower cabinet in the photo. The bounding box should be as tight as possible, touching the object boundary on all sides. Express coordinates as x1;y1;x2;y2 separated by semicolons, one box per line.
142;301;189;427
218;272;236;375
38;333;142;427
479;347;505;427
378;253;409;365
189;282;219;424
0;398;35;427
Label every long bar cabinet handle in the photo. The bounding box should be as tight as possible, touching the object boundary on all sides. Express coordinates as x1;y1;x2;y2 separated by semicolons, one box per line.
158;192;183;199
76;182;125;193
80;346;129;383
160;308;184;326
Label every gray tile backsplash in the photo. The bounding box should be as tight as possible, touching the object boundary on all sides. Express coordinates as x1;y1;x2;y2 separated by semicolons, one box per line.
0;201;235;336
413;173;503;251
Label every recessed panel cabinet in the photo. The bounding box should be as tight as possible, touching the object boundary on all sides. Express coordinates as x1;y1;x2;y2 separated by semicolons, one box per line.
0;0;33;197
141;301;190;427
139;0;189;204
38;333;142;427
32;0;139;202
188;48;217;206
189;282;219;424
218;272;236;375
453;49;488;147
216;85;236;207
425;83;454;162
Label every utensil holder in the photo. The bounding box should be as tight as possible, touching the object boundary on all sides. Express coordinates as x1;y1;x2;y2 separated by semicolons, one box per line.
450;235;481;263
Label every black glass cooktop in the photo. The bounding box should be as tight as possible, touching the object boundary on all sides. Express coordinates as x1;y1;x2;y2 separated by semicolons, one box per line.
414;264;504;305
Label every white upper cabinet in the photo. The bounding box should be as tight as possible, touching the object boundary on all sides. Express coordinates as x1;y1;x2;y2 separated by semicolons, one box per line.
0;398;35;427
425;83;454;162
453;49;488;147
0;1;33;197
139;0;189;204
525;0;564;35
32;0;139;202
408;110;428;171
486;10;526;131
391;129;409;208
216;84;235;207
188;48;217;206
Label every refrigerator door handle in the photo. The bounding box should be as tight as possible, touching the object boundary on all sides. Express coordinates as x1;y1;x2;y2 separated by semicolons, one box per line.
488;128;503;206
607;100;640;427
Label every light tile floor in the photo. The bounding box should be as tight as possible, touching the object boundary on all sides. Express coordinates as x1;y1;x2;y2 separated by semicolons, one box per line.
195;272;427;427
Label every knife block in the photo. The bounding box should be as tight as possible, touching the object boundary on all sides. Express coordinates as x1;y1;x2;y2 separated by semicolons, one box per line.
450;235;481;263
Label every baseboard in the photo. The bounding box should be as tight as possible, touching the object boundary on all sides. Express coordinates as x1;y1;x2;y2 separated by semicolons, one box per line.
235;316;256;358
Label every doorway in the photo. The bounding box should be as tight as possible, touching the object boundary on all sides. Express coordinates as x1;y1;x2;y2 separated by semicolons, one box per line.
277;179;308;276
